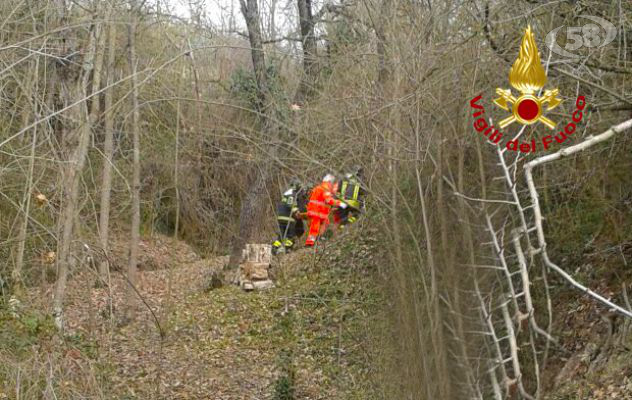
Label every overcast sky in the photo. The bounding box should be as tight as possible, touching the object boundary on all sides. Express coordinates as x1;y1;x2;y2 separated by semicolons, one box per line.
163;0;301;37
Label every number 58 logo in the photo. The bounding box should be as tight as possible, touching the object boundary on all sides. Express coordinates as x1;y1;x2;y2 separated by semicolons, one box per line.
545;15;617;58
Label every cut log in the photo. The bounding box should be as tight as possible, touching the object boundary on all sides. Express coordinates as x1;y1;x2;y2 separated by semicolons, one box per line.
241;262;270;281
252;280;275;290
242;243;272;264
238;244;273;291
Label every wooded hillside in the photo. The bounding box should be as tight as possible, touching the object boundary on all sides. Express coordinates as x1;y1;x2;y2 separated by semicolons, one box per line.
1;0;631;399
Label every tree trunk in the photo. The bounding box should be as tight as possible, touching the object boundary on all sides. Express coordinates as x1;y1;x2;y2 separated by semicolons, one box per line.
240;0;269;109
294;0;317;104
52;3;100;330
127;12;141;293
186;38;204;238
226;0;275;271
12;59;39;289
86;0;110;284
98;4;117;283
174;62;185;241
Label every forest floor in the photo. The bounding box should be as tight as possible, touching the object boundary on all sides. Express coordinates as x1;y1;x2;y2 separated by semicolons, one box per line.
4;227;631;399
541;279;632;400
0;228;387;400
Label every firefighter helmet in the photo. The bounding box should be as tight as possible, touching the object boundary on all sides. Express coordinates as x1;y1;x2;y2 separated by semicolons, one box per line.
323;173;336;183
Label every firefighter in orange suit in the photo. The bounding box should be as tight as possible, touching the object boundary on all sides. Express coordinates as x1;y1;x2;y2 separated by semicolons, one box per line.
305;174;347;247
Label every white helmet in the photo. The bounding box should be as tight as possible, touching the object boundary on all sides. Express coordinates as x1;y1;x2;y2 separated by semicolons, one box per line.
323;173;336;183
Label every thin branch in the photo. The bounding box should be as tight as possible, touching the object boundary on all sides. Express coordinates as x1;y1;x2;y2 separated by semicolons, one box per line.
525;118;632;318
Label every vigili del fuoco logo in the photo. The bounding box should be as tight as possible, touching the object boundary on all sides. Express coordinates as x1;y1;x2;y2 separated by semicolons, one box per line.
470;26;586;153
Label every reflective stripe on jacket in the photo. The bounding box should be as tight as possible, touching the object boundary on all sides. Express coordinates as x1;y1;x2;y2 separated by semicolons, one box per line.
277;189;299;222
307;182;340;219
338;178;362;209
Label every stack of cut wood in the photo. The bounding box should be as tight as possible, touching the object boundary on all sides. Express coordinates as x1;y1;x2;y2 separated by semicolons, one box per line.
239;244;275;291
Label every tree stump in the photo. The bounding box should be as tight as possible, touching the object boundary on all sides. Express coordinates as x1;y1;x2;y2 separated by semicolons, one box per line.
239;244;274;291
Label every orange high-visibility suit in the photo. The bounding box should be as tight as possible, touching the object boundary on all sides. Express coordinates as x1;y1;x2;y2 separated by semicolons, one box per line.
305;180;341;246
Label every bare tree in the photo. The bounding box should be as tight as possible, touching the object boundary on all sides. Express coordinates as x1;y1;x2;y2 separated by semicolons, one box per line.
52;0;103;329
98;2;118;283
294;0;317;104
225;0;275;273
12;59;40;289
127;6;141;294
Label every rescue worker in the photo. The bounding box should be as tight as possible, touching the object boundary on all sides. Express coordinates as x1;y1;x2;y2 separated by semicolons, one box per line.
333;166;365;229
272;178;307;254
305;173;347;247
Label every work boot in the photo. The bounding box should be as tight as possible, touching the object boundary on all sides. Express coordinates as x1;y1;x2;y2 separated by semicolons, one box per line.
283;239;294;252
272;240;282;255
305;235;316;247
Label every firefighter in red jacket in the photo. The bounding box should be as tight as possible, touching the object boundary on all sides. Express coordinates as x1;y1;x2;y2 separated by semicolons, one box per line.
305;173;347;247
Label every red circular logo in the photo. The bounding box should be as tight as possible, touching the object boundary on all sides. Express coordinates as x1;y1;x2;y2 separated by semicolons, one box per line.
517;98;539;121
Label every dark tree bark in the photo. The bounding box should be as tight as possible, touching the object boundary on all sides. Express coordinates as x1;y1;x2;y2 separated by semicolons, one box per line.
294;0;317;104
241;0;269;110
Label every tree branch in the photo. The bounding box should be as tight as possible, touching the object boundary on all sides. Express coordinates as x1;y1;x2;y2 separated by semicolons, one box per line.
524;118;632;319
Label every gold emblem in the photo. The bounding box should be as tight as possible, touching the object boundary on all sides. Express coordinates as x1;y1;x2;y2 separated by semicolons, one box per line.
494;26;562;129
